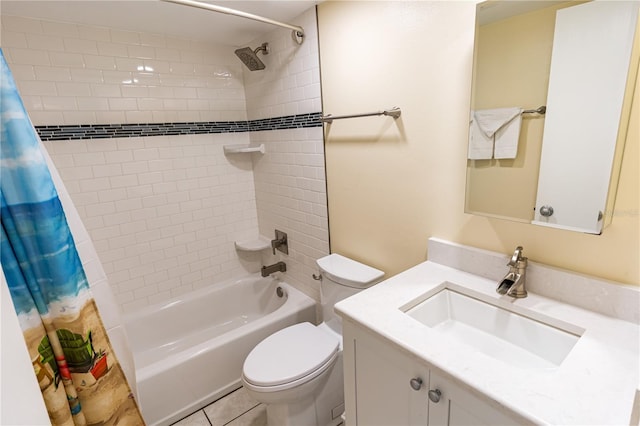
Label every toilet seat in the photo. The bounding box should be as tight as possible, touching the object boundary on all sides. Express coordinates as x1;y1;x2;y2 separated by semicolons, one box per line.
243;322;339;392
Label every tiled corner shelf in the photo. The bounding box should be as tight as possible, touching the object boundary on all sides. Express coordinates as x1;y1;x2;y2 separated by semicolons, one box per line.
223;144;265;155
234;236;271;252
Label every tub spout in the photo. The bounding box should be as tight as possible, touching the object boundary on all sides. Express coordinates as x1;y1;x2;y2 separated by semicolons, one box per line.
261;261;287;277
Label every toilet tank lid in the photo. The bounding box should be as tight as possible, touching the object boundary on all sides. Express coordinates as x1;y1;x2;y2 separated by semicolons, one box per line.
316;254;384;288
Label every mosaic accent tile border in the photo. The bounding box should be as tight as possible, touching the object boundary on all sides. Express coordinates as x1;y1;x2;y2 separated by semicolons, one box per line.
36;112;322;141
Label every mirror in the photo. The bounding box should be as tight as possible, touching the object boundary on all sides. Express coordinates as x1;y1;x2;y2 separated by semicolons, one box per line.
465;0;639;233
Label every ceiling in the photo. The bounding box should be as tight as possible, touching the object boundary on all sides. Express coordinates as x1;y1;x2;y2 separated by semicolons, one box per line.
477;1;566;25
1;0;319;47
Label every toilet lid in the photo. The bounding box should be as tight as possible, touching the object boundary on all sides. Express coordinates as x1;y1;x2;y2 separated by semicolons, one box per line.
243;322;339;387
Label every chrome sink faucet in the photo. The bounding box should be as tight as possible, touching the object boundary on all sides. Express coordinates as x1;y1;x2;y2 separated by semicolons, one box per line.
496;246;528;298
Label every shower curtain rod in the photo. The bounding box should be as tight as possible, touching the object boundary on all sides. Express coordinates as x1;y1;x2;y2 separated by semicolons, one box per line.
160;0;305;43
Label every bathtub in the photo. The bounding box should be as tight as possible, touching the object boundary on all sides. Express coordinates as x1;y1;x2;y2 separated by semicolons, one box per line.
123;275;316;426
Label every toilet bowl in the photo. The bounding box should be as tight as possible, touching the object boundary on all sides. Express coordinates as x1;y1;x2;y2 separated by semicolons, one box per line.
241;254;384;426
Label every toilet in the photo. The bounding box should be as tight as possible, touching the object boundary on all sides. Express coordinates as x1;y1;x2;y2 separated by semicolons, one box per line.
241;254;384;426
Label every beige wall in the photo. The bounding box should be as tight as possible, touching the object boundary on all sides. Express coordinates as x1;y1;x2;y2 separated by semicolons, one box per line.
317;1;639;286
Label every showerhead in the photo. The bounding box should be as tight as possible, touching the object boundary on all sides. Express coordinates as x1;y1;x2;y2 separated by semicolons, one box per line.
235;42;269;71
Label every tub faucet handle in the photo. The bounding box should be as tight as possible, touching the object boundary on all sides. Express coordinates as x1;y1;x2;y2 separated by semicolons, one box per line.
271;230;288;255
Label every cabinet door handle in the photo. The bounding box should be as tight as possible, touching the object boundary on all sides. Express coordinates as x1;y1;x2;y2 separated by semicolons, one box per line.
409;377;422;391
428;389;441;403
539;205;554;217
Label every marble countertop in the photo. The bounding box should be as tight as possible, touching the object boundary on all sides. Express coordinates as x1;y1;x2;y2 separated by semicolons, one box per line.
334;259;640;425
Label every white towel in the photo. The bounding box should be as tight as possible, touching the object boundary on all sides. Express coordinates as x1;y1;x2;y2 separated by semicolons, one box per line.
473;107;523;160
468;111;494;160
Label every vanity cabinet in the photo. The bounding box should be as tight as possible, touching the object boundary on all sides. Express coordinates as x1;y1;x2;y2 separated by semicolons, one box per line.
427;372;522;426
342;321;525;426
348;322;428;425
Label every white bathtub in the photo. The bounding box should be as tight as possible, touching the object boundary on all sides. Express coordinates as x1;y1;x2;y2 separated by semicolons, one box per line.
124;275;316;426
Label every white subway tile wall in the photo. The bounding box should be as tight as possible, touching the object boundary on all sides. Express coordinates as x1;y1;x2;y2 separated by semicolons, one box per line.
252;128;328;300
44;133;261;312
2;7;328;310
244;9;329;301
244;9;322;121
1;15;247;126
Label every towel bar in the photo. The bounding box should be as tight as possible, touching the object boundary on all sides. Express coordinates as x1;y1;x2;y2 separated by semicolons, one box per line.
321;107;401;123
522;106;546;115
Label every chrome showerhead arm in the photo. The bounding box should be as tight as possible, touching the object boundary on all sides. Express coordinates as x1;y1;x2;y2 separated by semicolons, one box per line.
253;43;270;56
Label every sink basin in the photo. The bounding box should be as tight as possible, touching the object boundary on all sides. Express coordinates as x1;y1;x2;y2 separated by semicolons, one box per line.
404;287;581;369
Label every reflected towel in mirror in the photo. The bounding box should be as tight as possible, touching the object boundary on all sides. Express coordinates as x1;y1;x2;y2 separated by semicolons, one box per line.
468;110;494;159
469;107;523;160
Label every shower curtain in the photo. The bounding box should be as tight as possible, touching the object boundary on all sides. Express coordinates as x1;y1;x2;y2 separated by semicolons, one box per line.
0;50;145;425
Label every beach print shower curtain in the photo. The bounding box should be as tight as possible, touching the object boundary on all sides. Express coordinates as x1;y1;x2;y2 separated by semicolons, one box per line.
0;50;145;425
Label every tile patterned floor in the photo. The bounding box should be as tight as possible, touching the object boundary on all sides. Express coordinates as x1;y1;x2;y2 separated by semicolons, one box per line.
171;387;266;426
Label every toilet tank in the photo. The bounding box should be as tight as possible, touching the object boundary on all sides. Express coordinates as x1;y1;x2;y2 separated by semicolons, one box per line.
316;254;384;327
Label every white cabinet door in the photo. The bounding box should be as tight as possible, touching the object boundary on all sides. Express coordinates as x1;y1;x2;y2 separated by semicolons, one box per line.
343;322;527;426
533;1;639;233
428;372;524;426
350;326;429;425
